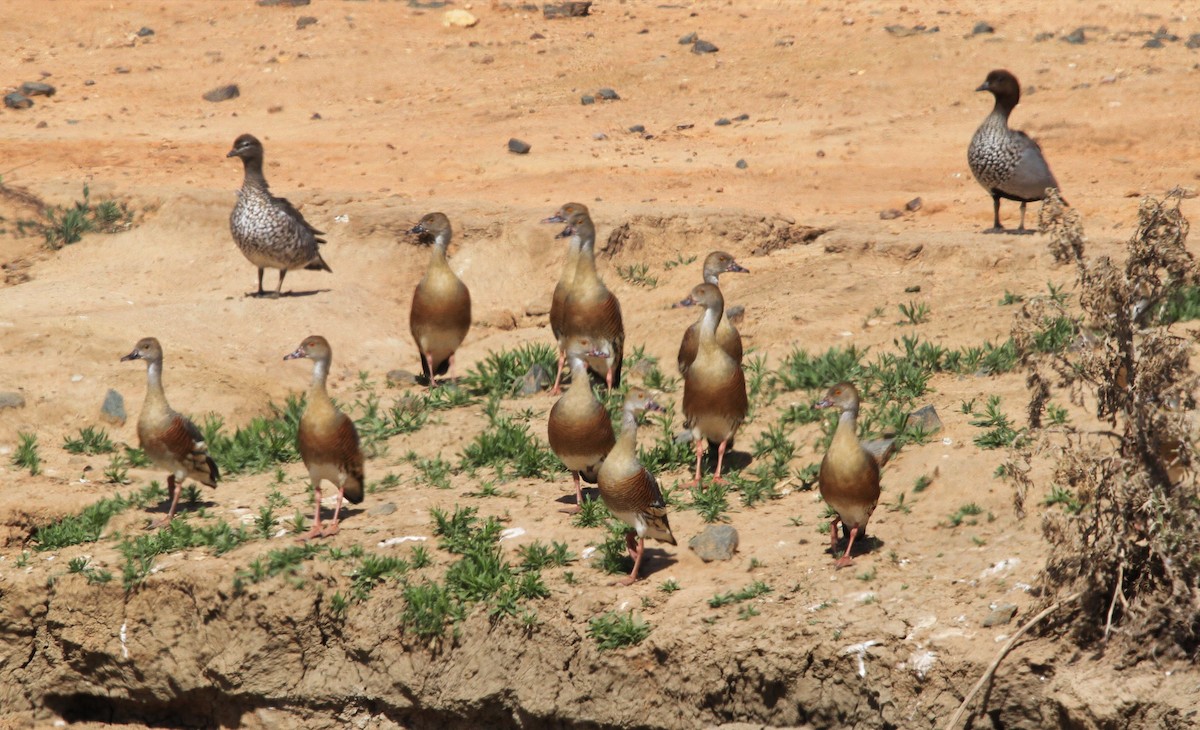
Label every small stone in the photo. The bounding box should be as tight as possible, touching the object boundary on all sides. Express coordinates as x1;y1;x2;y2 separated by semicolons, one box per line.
880;209;902;220
592;132;607;140
725;305;745;327
525;299;550;316
543;1;591;19
904;285;921;293
0;392;26;410
386;369;420;386
530;32;546;40
1154;26;1179;42
689;525;739;562
84;79;95;86
369;502;398;517
597;88;619;100
692;39;719;54
982;603;1018;627
971;21;994;35
410;0;449;7
202;84;239;102
136;26;155;37
115;66;131;74
735;159;747;169
906;405;943;435
679;32;698;44
520;364;551;395
733;113;749;121
862;439;895;468
906;197;923;212
4;93;32;110
20;82;55;97
100;389;126;426
580;95;595;105
715;117;731;126
296;16;317;29
1143;38;1164;49
676;123;694;130
257;0;310;5
1062;28;1086;44
1187;33;1200;49
1034;31;1055;42
507;138;531;154
443;9;478;27
628;124;645;133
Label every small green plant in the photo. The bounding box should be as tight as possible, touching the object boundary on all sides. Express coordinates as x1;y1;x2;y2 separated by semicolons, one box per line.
588;611;652;650
181;484;202;506
369;473;402;493
255;506;278;539
460;400;559;479
40;185;133;249
970;396;1027;449
912;474;932;493
461;343;558;398
659;578;680;593
857;566;877;582
1043;485;1083;514
62;426;116;455
266;489;289;510
886;492;911;514
572;497;612;528
616;262;658;288
328;591;349;619
595;523;634;576
13;431;41;475
999;291;1025;306
897;301;930;325
1046;403;1070;426
775;346;864;392
738;605;761;620
709;581;772;608
350;553;410;602
946;503;984;527
103;453;130;484
663;253;697;270
517;540;575;571
200;395;304;477
408;453;454;490
401;581;465;640
15;551;32;568
689;481;731;523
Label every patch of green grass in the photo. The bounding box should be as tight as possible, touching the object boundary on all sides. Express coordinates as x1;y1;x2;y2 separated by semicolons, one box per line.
689;481;731;523
201;395;304;476
103;453;130;484
659;578;680;593
124;446;151;468
1157;283;1200;324
1043;485;1083;514
663;253;697;270
13;431;41;475
588;611;652;650
1032;315;1079;354
970;396;1027;449
517;540;574;571
897;301;930;325
596;522;634;576
41;185;133;249
119;519;250;590
912;474;933;493
461;343;558;398
636;404;694;473
32;483;165;551
946;503;984;528
62;426;116;455
708;580;772;608
66;557;113;585
401;580;466;640
234;543;324;590
617;262;658;289
460;399;559;479
999;291;1025;306
572;497;612;528
775;346;865;392
352;380;429;456
406;452;454;489
350;553;410;602
1046;403;1071;426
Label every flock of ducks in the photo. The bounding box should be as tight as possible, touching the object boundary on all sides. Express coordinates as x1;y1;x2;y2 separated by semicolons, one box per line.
117;69;1061;583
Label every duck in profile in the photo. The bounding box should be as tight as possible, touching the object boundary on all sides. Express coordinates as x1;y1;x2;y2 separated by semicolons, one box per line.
675;250;748;376
547;336;616;514
815;382;880;568
121;337;219;527
227;133;332;297
968;69;1063;234
408;212;471;386
598;388;676;585
284;335;365;540
681;283;748;486
543;203;624;393
542;202;589;394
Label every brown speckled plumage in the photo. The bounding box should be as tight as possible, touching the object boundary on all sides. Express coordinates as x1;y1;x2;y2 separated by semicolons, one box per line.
227;134;331;297
816;382;880;569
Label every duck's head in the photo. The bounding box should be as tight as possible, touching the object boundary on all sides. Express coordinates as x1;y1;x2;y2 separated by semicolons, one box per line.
677;282;724;310
226;133;264;160
703;251;749;281
542;202;592;239
623;387;664;417
816;382;861;412
409;212;452;243
564;335;609;362
121;337;163;364
284;335;332;362
976;69;1020;108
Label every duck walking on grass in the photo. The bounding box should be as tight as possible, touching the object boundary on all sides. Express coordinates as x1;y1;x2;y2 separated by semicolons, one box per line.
547;336;616;514
675;250;748;376
816;382;880;568
284;336;364;540
227;133;332;297
598;388;676;585
121;338;219;528
409;212;471;386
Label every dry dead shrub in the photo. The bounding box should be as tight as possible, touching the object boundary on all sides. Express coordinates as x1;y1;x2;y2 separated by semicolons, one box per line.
1017;191;1200;663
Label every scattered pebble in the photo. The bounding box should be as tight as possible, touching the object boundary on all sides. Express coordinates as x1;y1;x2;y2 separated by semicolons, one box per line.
692;39;719;54
368;503;397;517
735;159;748;169
257;0;311;6
597;87;619;100
443;9;478;28
862;439;895;467
906;405;943;434
0;392;26;410
1187;33;1200;49
115;66;130;74
592;132;607;140
733;113;749;121
971;21;994;35
689;524;739;562
386;369;420;386
530;32;545;40
136;26;155;37
202;84;240;102
628;124;645;133
296;16;317;29
715;117;731;126
100;389;126;426
880;209;902;220
982;603;1018;627
543;1;591;19
885;24;938;37
507;138;531;154
20;82;56;97
1062;28;1086;44
906;197;923;212
1143;38;1164;49
678;32;698;44
520;363;550;395
580;95;595;105
4;93;32;110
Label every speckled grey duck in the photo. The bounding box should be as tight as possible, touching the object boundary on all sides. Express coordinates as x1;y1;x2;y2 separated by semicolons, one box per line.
816;382;880;569
121;337;219;528
597;388;676;586
409;212;471;385
285;335;365;541
968;69;1062;234
675;250;748;375
547;336;616;514
227;134;332;297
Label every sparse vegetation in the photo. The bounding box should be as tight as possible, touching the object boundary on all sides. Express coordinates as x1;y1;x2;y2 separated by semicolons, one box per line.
201;395;304;476
588;611;652;650
461;343;558;399
460;399;559;479
709;580;772;608
13;431;41;475
41;185;134;249
616;262;658;288
62;426;116;455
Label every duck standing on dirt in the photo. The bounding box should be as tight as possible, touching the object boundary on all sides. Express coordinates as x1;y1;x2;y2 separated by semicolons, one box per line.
543;203;624;393
121;337;219;527
227;133;332;297
547;336;616;514
408;212;471;386
815;382;880;568
543;202;589;395
968;69;1063;234
598;388;677;585
675;250;748;376
284;335;365;540
681;283;748;486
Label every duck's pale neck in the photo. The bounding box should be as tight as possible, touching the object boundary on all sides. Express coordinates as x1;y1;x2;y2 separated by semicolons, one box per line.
702;269;720;285
428;232;452;269
612;408;643;457
832;406;859;445
574;226;600;284
143;360;169;409
561;234;583;282
240;155;268;190
308;357;332;402
565;356;592;396
698;301;724;344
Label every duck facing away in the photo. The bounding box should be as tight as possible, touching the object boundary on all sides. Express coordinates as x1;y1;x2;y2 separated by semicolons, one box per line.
598;388;676;585
121;338;219;527
543;203;624;393
227;133;332;297
816;382;880;569
547;336;616;514
968;69;1062;234
284;335;365;540
409;212;471;385
542;202;589;393
681;283;748;486
675;250;748;375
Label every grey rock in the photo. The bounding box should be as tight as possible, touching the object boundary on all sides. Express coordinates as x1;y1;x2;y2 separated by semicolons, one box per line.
733;113;749;121
100;389;126;426
679;32;698;44
862;439;895;468
4;93;32;110
520;363;551;395
904;285;921;293
580;95;595;105
982;603;1018;627
725;304;745;326
906;405;943;435
1143;38;1164;49
507;138;531;154
1063;28;1086;44
84;79;95;86
114;66;130;74
906;197;923;212
735;159;748;169
0;392;26;410
689;525;739;562
543;1;590;19
971;21;994;35
1154;26;1179;42
136;26;155;37
257;0;310;5
715;117;731;126
692;39;719;54
386;369;420;386
1034;31;1055;42
673;430;694;444
597;87;619;100
530;32;545;40
628;124;645;133
1187;33;1200;49
368;502;398;517
592;132;607;140
880;209;903;220
202;84;240;102
296;16;318;29
20;82;55;97
409;0;449;6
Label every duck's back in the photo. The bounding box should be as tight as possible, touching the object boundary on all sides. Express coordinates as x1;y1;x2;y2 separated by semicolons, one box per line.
231;185;326;269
